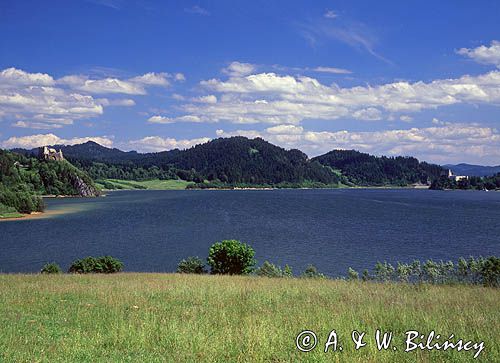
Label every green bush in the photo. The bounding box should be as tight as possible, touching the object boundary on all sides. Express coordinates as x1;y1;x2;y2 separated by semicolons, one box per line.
97;180;123;190
177;256;206;274
396;262;411;282
99;255;124;273
422;260;441;283
207;239;256;275
374;261;395;282
363;257;500;285
283;264;293;277
480;256;500;287
300;264;326;279
40;262;62;274
255;261;283;278
0;203;17;214
361;269;370;281
68;256;123;274
347;267;359;280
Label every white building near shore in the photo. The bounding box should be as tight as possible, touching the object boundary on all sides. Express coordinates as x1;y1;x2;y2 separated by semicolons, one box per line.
446;169;468;182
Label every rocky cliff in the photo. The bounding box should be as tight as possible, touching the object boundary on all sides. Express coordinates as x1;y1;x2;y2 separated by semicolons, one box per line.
71;174;100;197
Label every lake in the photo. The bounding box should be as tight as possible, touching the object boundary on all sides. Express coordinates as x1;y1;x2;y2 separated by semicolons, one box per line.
1;189;499;276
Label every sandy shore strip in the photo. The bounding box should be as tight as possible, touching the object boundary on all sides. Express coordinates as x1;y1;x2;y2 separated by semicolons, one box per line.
0;206;88;222
1;210;56;222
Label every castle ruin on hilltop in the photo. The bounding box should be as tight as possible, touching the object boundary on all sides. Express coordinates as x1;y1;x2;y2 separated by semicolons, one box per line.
39;146;64;161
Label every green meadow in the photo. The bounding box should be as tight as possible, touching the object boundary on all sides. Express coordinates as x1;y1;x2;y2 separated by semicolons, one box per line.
0;203;23;219
95;178;193;190
0;274;498;362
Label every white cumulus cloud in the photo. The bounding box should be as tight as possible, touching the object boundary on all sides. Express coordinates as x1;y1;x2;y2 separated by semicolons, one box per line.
222;62;257;77
457;41;500;68
192;95;217;104
148;115;173;124
130;72;170;86
0;67;177;129
0;68;55;87
167;70;500;125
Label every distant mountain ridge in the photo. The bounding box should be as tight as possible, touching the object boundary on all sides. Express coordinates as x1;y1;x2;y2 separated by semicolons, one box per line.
11;137;446;187
444;163;500;177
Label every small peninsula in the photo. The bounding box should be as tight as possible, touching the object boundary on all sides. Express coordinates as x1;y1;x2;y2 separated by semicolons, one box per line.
0;147;99;219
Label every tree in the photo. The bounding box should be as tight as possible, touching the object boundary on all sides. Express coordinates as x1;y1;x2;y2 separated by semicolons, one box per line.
361;269;370;281
255;261;283;278
68;256;123;273
300;265;326;279
177;256;206;274
207;239;256;275
374;262;395;282
480;256;500;287
347;267;359;280
40;262;62;274
283;264;293;278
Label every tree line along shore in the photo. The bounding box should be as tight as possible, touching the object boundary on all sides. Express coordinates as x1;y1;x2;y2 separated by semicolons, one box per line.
35;240;499;288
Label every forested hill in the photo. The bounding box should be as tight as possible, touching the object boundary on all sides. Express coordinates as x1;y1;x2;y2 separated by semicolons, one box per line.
18;138;341;186
14;137;446;188
0;149;99;214
312;149;444;186
158;137;339;185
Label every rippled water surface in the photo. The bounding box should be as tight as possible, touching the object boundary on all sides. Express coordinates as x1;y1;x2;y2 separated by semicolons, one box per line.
1;189;499;275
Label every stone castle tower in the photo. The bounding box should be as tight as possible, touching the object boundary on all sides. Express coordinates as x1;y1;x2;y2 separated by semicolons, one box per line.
39;146;64;161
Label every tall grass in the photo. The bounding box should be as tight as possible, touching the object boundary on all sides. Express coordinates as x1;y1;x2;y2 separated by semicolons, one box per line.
0;274;498;362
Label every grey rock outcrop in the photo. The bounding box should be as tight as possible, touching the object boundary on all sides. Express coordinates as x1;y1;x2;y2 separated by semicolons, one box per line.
71;175;99;197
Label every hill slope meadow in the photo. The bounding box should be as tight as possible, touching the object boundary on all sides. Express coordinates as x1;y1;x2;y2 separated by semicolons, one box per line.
0;274;498;362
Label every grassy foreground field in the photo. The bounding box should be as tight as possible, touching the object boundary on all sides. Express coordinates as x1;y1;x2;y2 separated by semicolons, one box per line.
0;274;498;362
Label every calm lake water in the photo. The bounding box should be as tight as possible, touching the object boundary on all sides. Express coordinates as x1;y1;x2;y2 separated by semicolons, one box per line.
1;189;499;276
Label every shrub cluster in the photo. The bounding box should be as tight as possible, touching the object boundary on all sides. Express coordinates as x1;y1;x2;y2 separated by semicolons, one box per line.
177;240;258;276
40;262;62;274
177;242;498;287
68;256;124;274
0;185;44;214
177;256;206;274
207;239;256;275
300;264;326;279
348;256;499;287
255;261;293;278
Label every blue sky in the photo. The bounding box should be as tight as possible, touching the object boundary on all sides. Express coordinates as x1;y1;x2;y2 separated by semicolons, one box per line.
1;0;499;164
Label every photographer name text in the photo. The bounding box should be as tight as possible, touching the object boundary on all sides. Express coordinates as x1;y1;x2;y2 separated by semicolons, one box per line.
295;329;484;358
